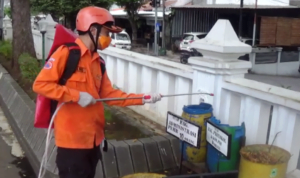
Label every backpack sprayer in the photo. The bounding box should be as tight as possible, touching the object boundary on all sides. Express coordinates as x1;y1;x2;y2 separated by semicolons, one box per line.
38;92;214;178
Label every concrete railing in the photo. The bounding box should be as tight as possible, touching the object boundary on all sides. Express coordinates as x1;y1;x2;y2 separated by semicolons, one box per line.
221;77;300;176
2;14;300;176
100;47;194;126
250;47;300;77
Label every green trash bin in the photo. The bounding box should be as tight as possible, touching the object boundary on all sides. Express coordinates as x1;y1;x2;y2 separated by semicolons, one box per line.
207;117;246;172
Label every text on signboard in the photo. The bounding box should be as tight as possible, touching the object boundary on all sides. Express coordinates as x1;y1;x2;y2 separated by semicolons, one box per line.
168;120;197;138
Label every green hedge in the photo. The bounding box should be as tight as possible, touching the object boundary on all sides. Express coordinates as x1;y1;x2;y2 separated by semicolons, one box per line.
0;40;12;60
18;53;41;82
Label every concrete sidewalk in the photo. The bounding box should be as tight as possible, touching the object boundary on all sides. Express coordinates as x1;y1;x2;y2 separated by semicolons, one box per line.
0;107;35;178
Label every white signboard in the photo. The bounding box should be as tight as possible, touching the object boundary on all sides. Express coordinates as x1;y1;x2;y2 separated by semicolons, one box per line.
206;120;231;158
166;112;201;148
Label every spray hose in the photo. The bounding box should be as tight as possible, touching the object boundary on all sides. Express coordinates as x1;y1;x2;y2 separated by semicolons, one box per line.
37;92;214;178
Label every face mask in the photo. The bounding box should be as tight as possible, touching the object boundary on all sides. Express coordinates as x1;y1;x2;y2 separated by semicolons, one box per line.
98;35;112;50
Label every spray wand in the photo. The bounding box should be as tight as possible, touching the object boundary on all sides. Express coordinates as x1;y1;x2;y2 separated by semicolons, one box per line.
95;92;214;102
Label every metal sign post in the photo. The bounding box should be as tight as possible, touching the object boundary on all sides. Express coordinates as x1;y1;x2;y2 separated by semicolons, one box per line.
238;0;244;38
154;5;158;55
0;0;4;40
162;0;165;49
252;0;258;46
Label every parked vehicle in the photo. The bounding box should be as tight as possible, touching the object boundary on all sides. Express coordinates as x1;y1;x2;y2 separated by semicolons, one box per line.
110;30;131;50
240;37;259;46
180;48;202;64
238;37;259;61
179;32;207;52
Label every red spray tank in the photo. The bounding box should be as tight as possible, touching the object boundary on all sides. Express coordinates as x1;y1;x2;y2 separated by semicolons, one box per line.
34;24;78;129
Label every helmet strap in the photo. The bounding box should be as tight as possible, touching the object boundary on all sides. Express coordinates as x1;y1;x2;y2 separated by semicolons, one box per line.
88;25;102;52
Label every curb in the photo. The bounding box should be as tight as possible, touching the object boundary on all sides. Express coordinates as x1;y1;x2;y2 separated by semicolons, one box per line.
0;65;181;178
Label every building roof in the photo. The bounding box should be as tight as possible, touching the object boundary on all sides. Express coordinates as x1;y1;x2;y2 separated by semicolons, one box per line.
290;0;300;6
171;4;299;9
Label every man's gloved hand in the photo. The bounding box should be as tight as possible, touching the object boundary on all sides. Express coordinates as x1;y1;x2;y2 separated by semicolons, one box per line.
78;92;96;107
143;93;162;104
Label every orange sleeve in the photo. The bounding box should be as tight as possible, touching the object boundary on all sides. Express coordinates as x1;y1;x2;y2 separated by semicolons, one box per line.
32;46;80;102
99;71;144;107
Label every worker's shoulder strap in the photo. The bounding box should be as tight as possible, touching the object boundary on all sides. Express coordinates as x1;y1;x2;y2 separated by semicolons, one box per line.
49;42;81;118
58;42;81;85
99;57;106;76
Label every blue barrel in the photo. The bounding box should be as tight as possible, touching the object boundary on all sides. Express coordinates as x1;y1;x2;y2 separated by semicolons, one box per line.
206;117;245;173
181;103;213;163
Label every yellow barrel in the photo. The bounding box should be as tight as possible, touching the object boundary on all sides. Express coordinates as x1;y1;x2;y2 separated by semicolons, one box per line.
122;173;166;178
238;144;291;178
181;103;213;163
185;146;207;163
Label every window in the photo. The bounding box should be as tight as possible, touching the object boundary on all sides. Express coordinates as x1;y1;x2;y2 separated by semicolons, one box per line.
196;34;206;39
116;33;129;40
245;40;253;46
183;35;194;41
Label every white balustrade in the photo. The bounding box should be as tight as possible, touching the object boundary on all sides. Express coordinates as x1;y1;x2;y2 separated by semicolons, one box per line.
100;47;193;126
222;77;300;175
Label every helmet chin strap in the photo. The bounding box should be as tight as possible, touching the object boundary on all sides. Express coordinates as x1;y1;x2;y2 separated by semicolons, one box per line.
88;25;102;52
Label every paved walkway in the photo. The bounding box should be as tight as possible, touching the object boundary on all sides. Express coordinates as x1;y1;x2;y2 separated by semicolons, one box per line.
0;107;35;178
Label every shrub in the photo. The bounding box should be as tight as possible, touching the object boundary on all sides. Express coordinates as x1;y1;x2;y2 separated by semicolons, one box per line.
18;53;41;82
0;40;12;60
4;7;11;18
104;109;112;122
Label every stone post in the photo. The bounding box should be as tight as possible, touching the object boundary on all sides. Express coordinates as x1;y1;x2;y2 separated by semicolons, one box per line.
189;19;252;120
43;14;57;57
3;15;12;40
276;47;283;75
44;14;57;36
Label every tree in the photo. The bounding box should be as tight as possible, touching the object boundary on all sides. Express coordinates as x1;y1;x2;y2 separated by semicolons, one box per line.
4;7;11;18
113;0;142;44
11;0;36;69
30;0;113;30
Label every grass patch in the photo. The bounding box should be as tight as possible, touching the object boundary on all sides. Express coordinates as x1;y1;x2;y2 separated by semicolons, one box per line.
0;40;12;60
19;53;41;83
